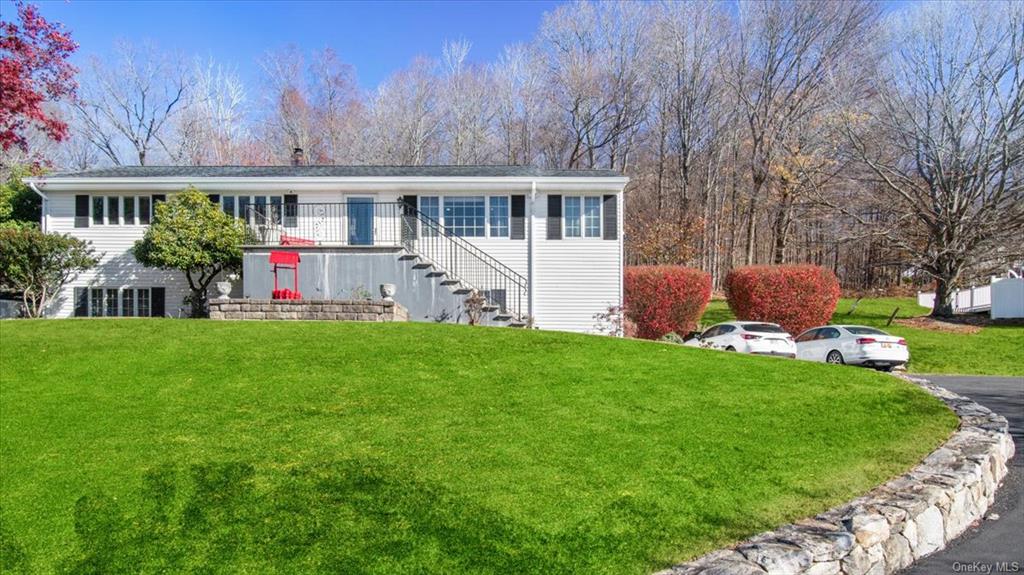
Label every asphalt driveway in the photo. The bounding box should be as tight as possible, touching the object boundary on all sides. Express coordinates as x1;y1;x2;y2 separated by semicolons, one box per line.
902;375;1023;574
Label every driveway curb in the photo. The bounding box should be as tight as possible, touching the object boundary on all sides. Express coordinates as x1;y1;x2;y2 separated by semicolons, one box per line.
655;375;1015;575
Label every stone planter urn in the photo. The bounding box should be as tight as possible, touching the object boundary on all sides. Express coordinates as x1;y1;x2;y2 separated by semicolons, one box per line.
379;283;397;302
215;281;233;300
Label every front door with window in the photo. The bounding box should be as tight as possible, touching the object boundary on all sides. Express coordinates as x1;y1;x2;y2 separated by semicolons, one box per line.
347;197;374;246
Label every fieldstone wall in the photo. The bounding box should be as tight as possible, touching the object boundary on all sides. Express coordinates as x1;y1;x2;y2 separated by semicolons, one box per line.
656;376;1015;575
208;298;408;322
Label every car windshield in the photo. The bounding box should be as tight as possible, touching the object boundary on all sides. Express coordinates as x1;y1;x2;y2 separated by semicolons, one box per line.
743;323;786;333
844;326;888;335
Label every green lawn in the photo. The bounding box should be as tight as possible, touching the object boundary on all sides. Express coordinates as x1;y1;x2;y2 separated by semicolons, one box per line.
1;320;955;574
701;297;1024;376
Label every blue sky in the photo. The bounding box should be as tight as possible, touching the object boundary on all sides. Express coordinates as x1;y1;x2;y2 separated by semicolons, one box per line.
6;0;562;89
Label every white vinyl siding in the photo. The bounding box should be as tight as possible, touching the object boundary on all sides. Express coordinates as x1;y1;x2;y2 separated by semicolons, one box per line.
533;191;622;332
42;186;624;332
44;192;191;318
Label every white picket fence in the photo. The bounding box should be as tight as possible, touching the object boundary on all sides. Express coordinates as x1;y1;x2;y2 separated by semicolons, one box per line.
917;270;1024;318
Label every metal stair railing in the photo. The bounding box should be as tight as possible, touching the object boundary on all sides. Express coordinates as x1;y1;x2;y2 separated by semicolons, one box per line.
243;202;529;322
400;205;528;322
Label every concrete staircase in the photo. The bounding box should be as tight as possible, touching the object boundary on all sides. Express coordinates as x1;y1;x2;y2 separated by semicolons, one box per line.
397;251;527;327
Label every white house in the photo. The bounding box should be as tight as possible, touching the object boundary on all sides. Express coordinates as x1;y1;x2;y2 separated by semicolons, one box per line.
25;165;628;333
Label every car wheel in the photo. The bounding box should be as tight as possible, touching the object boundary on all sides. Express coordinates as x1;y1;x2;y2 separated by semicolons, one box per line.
826;350;844;365
726;346;737;352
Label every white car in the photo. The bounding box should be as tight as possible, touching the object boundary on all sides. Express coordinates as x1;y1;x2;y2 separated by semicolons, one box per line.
684;321;797;358
795;325;909;371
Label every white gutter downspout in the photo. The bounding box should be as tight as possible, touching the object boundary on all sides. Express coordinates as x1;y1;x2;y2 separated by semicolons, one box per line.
27;181;48;232
527;181;537;323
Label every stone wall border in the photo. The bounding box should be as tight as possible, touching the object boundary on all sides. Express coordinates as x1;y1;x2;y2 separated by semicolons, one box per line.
208;298;409;322
656;375;1015;575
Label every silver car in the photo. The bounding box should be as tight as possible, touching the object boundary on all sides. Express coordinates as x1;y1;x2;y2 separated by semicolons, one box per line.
795;325;909;371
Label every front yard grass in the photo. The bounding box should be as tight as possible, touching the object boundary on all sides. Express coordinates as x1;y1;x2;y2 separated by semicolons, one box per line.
701;297;1024;376
1;320;955;574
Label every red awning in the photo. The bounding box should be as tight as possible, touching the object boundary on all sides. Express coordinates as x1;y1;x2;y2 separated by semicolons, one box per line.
269;251;300;265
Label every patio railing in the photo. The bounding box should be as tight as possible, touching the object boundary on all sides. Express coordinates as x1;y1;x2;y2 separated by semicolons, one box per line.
245;202;528;320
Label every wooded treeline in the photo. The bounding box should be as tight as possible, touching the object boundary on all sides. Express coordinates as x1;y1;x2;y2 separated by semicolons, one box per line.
4;0;1022;307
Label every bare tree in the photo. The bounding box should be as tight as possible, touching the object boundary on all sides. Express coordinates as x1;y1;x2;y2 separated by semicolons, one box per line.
492;44;543;165
727;0;879;264
73;41;189;165
538;1;650;169
439;39;498;165
258;45;319;163
837;0;1024;315
309;48;362;164
365;58;442;165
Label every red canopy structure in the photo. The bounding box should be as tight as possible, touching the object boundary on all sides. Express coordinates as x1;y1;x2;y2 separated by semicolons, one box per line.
269;251;302;299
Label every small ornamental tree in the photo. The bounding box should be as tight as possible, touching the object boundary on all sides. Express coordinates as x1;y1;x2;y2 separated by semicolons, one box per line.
0;226;97;317
724;265;841;336
624;266;712;340
132;188;245;318
0;1;78;152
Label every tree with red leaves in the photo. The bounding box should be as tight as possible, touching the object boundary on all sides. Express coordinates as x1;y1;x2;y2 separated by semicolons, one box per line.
0;0;78;152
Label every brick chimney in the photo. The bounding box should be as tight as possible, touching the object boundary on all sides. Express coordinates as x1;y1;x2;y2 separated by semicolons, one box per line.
291;147;304;166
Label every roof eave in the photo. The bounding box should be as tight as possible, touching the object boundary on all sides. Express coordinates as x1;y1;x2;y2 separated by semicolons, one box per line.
24;174;630;192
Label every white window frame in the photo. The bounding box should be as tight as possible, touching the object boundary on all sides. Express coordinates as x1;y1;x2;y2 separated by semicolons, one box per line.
487;195;510;239
442;195;487;238
83;286;153;317
563;195;603;240
420;194;510;239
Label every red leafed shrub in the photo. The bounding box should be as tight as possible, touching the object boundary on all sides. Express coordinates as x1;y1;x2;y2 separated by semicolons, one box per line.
724;265;841;335
624;266;712;340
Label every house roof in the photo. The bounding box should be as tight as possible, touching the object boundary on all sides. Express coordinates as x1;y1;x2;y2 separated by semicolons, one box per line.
41;165;624;179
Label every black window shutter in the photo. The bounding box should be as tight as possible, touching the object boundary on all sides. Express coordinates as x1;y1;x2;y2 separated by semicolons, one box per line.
510;195;526;240
400;195;418;242
284;194;298;228
74;287;88;316
75;195;90;228
602;194;618;240
546;194;562;240
207;194;220;204
151;287;166;317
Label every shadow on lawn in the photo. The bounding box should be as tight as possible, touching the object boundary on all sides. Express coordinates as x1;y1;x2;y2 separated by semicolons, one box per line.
37;459;701;574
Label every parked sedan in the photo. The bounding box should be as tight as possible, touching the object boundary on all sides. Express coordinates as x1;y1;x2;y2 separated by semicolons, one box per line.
794;325;909;371
684;321;797;358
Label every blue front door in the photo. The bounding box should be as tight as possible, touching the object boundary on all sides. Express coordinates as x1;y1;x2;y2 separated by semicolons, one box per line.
348;198;374;245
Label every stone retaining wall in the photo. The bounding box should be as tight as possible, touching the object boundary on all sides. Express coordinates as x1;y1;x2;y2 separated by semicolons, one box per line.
657;376;1015;575
208;298;408;322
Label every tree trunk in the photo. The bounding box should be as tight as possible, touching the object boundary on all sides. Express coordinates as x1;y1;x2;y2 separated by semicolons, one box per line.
190;286;208;318
931;277;955;317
